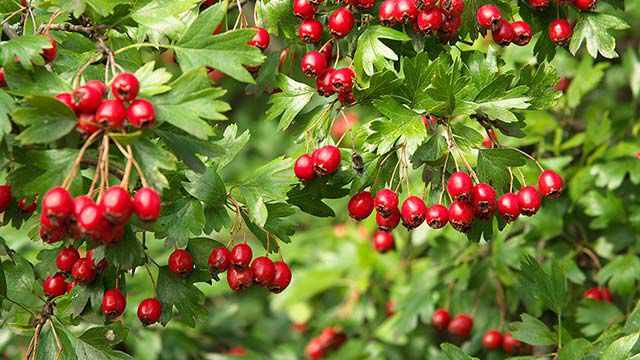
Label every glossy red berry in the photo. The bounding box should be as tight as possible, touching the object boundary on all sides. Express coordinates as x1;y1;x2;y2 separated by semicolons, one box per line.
248;26;270;50
87;249;109;272
43;274;67;298
328;8;354;38
549;19;572;46
41;227;64;244
448;200;474;232
374;189;399;217
137;298;162;326
492;20;514;46
373;231;395;253
471;183;496;220
42;186;73;224
111;73;140;102
502;332;524;354
313;145;341;176
574;0;596;10
416;0;437;9
355;0;375;10
127;99;156;128
208;246;231;276
441;14;462;34
76;115;100;137
66;281;75;293
0;67;6;88
319;41;334;65
498;193;520;223
227;267;253;291
528;0;550;10
316;68;336;97
72;257;97;284
512;21;533;46
477;4;501;30
483;329;504;350
133;187;161;222
330;67;356;94
447;172;473;201
168;249;193;277
376;207;401;231
305;338;325;359
95;99;126;130
426;204;449;229
250;256;276;286
301;51;327;78
432;308;450;330
348;191;374;220
394;0;418;24
230;243;253;269
601;287;614;303
72;85;102;114
384;300;396;317
448;314;473;338
293;0;317;19
41;34;57;64
417;8;443;35
583;287;602;300
17;197;36;213
0;185;12;212
269;261;292;293
99;186;132;225
379;0;397;27
338;91;356;107
401;196;427;229
55;93;75;111
299;19;323;43
439;0;464;18
517;186;541;216
85;80;107;98
538;170;564;199
102;289;126;319
56;246;80;273
294;154;316;181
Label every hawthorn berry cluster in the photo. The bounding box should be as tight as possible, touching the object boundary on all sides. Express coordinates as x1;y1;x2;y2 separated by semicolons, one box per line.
482;330;533;355
0;184;37;214
431;308;473;338
379;0;464;42
294;145;342;181
304;327;348;359
477;5;533;47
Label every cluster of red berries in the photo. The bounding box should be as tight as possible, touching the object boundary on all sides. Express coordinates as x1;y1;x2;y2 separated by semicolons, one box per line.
294;145;342;181
529;0;597;11
477;5;533;47
0;185;38;214
54;73;155;137
380;0;464;42
432;308;473;338
482;330;532;355
304;327;347;359
0;33;57;88
245;26;271;75
583;286;614;302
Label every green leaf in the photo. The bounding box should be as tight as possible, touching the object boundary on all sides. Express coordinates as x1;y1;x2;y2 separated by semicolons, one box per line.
510;313;557;346
9;149;78;198
0;89;14;143
440;343;476;360
131;0;200;39
34;322;75;360
156;130;224;173
565;57;608;109
185;237;226;269
367;96;424;154
398;52;438;107
576;300;624;337
210;124;250;170
354;25;410;76
422;58;475;117
255;0;298;38
287;179;349;218
265;74;316;131
476;148;527;192
0;35;51;70
104;227;145;271
2;254;39;307
596;255;640;295
134;61;173;97
158;198;205;248
76;323;133;359
602;333;639;360
177;1;227;47
579;190;626;229
12;96;77;145
132;137;178;191
243;202;297;248
569;12;629;59
557;338;593;360
51;0;127;17
355;70;402;104
517;256;567;314
412;134;447;167
516;63;561;111
1;65;70;97
625;300;640;334
156;266;207;327
183;168;227;204
472;73;530;123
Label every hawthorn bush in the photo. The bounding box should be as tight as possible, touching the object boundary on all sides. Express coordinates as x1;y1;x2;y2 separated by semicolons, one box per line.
0;0;638;359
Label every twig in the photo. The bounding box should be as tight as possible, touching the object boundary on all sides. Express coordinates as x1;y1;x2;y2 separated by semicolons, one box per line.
1;23;18;39
80;157;124;178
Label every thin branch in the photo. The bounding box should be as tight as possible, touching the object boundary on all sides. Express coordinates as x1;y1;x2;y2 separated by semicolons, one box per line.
80;157;124;177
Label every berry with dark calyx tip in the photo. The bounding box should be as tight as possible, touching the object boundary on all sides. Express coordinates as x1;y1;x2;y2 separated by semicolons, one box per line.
0;185;12;212
554;77;571;92
417;8;443;35
168;249;193;277
348;191;374;220
373;231;395;253
447;172;473;201
293;0;317;19
41;227;64;244
376;207;401;231
56;246;80;273
471;183;497;220
374;189;399;217
299;19;323;43
72;85;102;114
439;0;464;18
95;99;126;130
441;15;462;34
133;187;161;222
72;257;97;284
502;332;524;354
137;298;162;326
600;287;614;303
330;67;356;94
40;212;59;233
208;246;231;278
432;308;450;330
76;114;100;137
517;185;541;216
477;4;502;31
538;170;564;199
301;51;327;78
316;68;336;97
43;274;67;298
41;33;57;64
0;67;6;88
42;186;73;224
448;200;474;232
498;193;520;223
127;99;156;128
17;197;37;213
269;261;292;293
250;256;276;286
294;154;315;181
99;223;124;244
401;196;427;229
102;289;126;319
328;8;355;38
313;145;341;176
574;0;596;10
448;314;473;338
230;243;253;269
355;0;375;10
99;186;132;225
583;287;603;300
55;93;75;111
492;20;514;46
426;204;449;229
379;0;397;27
483;329;504;350
85;80;108;98
549;19;572;46
227;267;253;291
338;91;356;107
512;21;533;46
394;0;418;23
248;26;270;50
87;249;109;272
528;0;549;10
111;73;140;102
416;0;437;9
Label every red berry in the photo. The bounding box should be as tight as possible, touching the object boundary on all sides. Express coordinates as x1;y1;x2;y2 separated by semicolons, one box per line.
528;0;550;10
376;207;401;231
394;0;418;23
379;0;397;27
168;249;193;277
601;287;614;303
517;185;541;216
583;287;603;301
71;195;92;225
447;172;473;201
549;19;572;46
384;300;396;317
67;281;75;293
448;200;474;232
574;0;596;10
299;19;323;43
0;67;6;88
85;80;107;98
432;308;450;330
316;68;336;97
87;248;109;272
137;298;162;326
492;20;514;46
373;231;395;253
471;183;496;220
56;246;80;273
426;204;449;229
227;266;253;291
102;289;126;319
41;227;64;244
401;196;427;229
250;256;276;286
72;257;97;284
17;197;37;213
0;185;12;212
99;186;132;225
374;189;399;217
338;91;356;107
42;186;73;224
294;154;316;181
269;261;292;293
538;170;564;199
248;26;270;50
483;329;504;350
208;246;231;276
348;191;374;220
319;41;334;65
512;21;533;46
111;73;140;102
293;0;317;19
498;193;520;223
330;67;356;94
502;332;524;354
313;145;341;176
439;0;464;18
355;0;375;10
482;129;497;148
95;99;126;130
448;314;473;338
127;99;156;128
76;114;99;137
230;243;253;269
301;51;327;78
328;8;355;38
441;14;462;34
477;4;501;30
305;338;325;359
133;187;161;222
55;93;75;111
43;274;67;298
72;85;102;114
417;8;443;35
41;33;57;64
